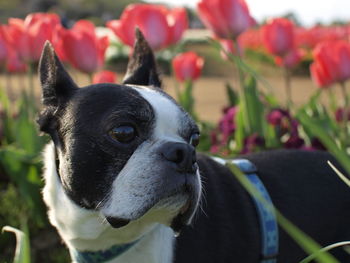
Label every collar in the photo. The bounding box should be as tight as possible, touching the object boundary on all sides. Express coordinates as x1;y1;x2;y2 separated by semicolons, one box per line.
232;159;279;263
71;239;140;263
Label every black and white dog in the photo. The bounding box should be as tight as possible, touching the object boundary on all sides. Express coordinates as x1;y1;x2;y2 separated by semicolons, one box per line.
38;30;350;263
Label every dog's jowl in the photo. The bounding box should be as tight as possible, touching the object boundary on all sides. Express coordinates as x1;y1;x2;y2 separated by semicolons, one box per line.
39;30;350;263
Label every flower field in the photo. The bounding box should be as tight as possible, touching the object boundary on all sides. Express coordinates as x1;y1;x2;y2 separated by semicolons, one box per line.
1;0;350;262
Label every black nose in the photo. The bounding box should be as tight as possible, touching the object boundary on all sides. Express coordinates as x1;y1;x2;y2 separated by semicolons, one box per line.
160;142;197;173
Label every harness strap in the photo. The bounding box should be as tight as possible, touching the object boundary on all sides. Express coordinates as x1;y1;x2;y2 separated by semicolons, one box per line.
71;239;139;263
232;159;279;263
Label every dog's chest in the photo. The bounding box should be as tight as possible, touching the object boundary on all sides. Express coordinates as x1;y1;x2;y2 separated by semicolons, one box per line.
105;225;175;263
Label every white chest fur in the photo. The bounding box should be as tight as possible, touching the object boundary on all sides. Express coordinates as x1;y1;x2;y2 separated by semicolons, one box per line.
104;226;175;263
42;143;175;263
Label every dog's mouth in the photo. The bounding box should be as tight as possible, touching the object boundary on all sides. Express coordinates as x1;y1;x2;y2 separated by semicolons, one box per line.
104;181;199;233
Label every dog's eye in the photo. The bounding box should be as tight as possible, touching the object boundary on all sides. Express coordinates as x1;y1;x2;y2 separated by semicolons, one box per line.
109;125;137;143
190;133;200;147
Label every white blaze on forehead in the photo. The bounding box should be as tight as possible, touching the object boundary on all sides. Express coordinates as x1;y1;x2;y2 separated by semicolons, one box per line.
131;86;183;141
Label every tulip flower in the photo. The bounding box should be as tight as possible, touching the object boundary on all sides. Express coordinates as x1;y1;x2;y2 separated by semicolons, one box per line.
275;48;305;69
93;71;118;84
6;48;27;73
7;13;61;63
197;0;254;40
107;4;188;50
0;26;8;66
262;18;295;57
62;20;109;75
172;52;204;82
310;40;350;88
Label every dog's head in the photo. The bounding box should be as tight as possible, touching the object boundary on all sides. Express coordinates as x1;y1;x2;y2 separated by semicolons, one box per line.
37;29;201;234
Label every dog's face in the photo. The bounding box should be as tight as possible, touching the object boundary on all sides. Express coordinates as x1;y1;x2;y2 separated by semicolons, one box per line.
38;31;201;234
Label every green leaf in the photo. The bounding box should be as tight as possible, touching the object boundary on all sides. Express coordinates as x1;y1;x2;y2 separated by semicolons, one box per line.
2;223;31;263
234;105;246;152
178;80;197;120
297;111;350;174
208;38;273;93
241;76;265;135
225;82;239;106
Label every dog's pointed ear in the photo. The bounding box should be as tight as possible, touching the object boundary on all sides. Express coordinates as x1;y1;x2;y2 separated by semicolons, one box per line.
123;28;161;88
39;41;78;107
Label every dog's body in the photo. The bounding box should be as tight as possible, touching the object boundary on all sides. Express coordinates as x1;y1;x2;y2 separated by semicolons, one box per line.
38;31;350;263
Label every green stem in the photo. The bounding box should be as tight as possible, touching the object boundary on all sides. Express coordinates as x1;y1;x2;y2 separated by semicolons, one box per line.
327;87;337;113
5;72;12;100
340;82;348;108
233;40;251;134
339;82;349;148
28;63;34;100
284;66;292;111
88;73;93;84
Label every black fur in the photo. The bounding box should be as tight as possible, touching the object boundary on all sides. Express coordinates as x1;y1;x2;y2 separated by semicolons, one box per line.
123;28;161;87
175;151;350;262
38;43;156;208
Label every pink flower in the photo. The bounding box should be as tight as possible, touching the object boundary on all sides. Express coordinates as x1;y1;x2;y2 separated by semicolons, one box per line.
197;0;254;40
241;133;265;154
275;48;305;69
172;52;204;82
93;71;118;84
62;20;109;74
7;13;62;62
266;109;290;126
107;4;188;50
262;18;295;57
219;106;238;143
310;40;350;87
0;26;8;66
6;46;27;73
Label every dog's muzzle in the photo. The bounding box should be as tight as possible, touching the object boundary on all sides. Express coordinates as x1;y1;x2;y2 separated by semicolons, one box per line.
160;142;197;173
104;141;200;233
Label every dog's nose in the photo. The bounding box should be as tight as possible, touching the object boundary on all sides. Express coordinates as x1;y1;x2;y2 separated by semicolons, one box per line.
160;142;197;173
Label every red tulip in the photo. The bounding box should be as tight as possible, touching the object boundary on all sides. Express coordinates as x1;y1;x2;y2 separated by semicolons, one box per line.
275;48;305;69
310;40;350;87
238;29;263;50
7;13;61;62
6;48;27;73
6;18;30;62
62;20;109;74
107;4;188;50
310;59;333;87
93;71;118;84
172;52;204;82
0;26;8;66
262;18;295;57
197;0;254;40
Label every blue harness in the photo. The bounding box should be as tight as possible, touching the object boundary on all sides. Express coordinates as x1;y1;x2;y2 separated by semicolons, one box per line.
233;159;279;263
71;158;278;263
71;239;139;263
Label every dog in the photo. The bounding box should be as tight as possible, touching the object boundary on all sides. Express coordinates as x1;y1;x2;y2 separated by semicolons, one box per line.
38;30;350;263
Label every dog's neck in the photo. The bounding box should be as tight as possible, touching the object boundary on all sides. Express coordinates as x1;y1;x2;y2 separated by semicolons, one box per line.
42;143;175;263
